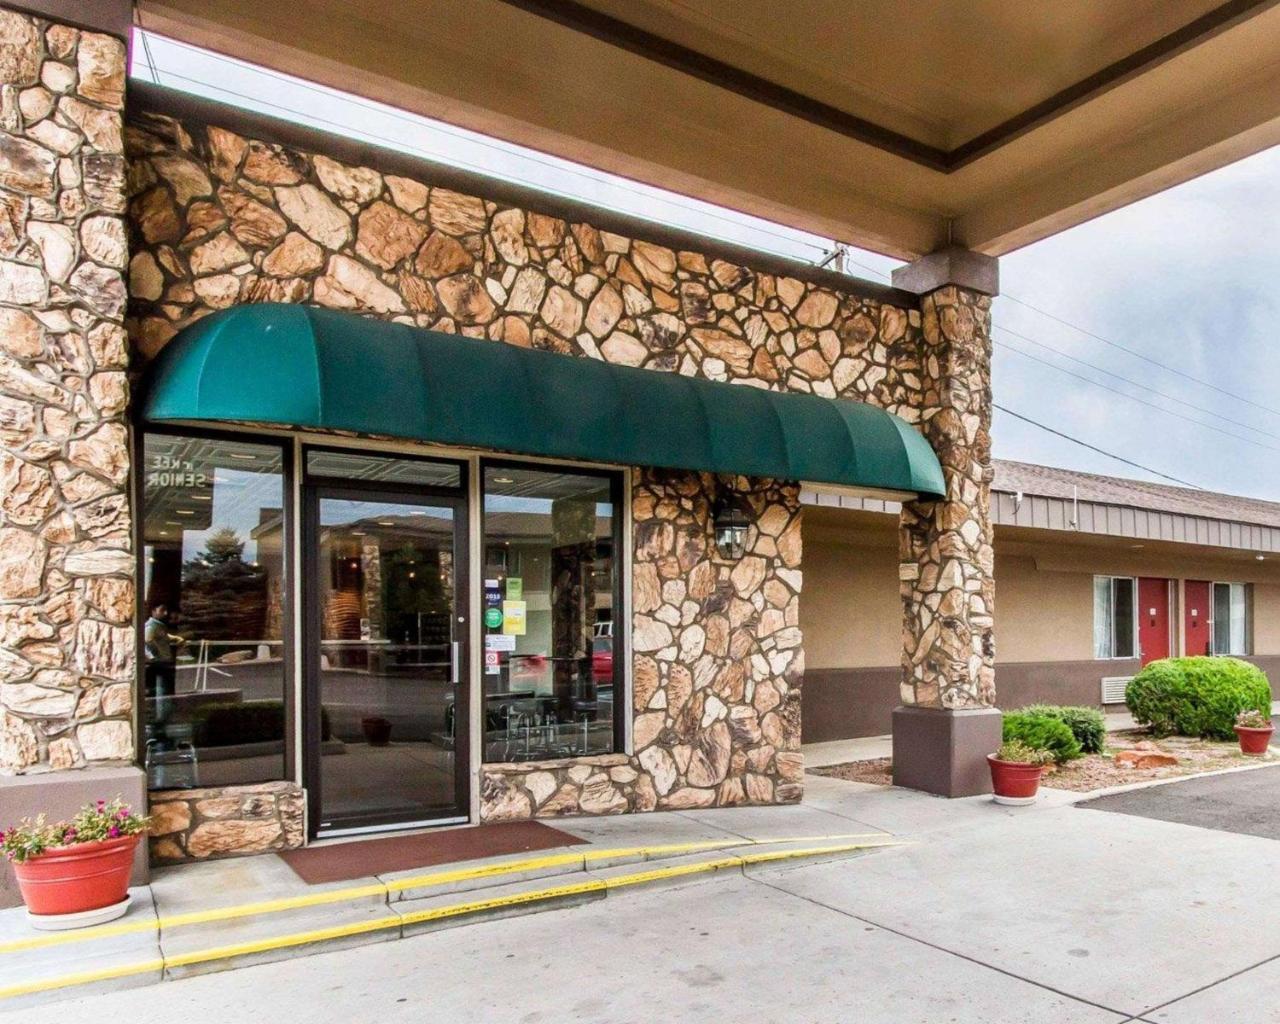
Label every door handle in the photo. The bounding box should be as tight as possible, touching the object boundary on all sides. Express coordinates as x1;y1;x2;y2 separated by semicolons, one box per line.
450;641;460;685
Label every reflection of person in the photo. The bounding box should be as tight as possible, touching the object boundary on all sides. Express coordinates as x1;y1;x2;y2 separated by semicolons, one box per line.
144;603;185;744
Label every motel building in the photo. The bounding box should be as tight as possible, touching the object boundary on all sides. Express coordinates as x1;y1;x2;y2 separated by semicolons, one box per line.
3;1;1280;892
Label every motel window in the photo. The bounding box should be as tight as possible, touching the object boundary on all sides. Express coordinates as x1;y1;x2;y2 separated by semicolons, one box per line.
141;432;288;789
1093;576;1137;660
1212;582;1252;656
481;464;623;762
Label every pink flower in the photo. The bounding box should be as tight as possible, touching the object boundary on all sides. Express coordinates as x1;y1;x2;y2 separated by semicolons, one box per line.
107;826;120;838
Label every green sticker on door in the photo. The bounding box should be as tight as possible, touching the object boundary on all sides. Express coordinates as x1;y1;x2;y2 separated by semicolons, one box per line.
483;607;504;629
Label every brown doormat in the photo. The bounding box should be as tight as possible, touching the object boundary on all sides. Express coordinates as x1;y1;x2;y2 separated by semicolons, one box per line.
277;821;586;885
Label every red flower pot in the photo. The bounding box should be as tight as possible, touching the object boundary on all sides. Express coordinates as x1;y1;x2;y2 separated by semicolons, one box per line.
12;834;140;916
1235;724;1274;756
987;755;1044;805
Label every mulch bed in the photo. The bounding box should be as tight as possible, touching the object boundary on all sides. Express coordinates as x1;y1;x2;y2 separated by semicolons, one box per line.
807;732;1267;793
1041;730;1260;792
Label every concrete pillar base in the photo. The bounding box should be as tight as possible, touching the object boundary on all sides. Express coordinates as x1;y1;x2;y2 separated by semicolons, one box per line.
0;767;149;909
891;706;1002;797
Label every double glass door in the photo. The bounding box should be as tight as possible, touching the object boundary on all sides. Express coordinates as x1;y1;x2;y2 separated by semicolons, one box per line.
303;453;468;835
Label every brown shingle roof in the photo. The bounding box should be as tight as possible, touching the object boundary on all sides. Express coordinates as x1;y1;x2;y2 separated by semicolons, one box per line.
992;460;1280;531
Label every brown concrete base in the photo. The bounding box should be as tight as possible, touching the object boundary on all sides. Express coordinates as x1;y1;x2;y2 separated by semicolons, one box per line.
891;706;1002;798
0;767;149;909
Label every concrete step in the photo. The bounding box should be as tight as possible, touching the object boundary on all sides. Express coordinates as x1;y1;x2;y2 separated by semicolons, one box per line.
0;834;904;1007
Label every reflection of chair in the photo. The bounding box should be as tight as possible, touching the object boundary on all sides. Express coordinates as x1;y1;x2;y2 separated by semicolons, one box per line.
145;722;199;789
572;698;598;755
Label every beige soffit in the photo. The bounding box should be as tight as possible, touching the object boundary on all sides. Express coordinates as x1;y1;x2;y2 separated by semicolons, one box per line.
136;0;1280;258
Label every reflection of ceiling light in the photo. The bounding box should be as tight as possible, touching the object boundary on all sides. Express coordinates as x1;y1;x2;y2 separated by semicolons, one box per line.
408;571;416;579
1130;544;1144;550
228;453;256;461
165;521;181;527
191;494;212;501
175;509;196;516
351;530;365;537
493;477;514;484
377;520;395;526
1257;554;1266;561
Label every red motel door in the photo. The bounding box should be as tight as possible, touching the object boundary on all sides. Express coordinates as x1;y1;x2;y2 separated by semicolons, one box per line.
1138;578;1171;666
1184;580;1212;657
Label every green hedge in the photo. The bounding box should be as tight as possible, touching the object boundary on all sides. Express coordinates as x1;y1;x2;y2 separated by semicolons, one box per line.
194;701;332;746
1126;656;1271;740
1021;704;1106;754
1002;711;1082;763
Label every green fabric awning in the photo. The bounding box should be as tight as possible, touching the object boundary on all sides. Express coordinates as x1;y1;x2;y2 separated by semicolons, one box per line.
141;304;945;497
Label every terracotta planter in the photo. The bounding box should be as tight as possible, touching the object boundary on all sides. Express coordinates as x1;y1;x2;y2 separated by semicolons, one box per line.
1234;723;1274;756
12;834;140;917
362;716;392;746
987;755;1044;805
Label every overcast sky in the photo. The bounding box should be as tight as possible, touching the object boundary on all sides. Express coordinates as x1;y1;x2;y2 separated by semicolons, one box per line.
134;34;1280;502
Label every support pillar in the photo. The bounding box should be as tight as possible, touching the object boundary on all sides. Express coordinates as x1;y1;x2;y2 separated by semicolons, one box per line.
0;6;136;774
890;248;1000;796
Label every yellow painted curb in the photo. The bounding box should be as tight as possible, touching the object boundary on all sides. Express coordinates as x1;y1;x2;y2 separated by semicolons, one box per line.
0;832;887;956
0;840;903;1001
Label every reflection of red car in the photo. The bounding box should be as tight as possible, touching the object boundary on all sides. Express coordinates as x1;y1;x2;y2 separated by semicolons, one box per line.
592;637;612;684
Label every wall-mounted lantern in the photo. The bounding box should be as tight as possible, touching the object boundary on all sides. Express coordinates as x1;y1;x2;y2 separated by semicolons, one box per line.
713;492;752;560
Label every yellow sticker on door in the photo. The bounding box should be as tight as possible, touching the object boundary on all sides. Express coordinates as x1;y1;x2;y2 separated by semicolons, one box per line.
502;600;527;635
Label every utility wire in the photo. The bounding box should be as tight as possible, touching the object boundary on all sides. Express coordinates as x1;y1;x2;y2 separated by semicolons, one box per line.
993;405;1204;489
1001;294;1280;419
995;324;1280;441
995;340;1280;454
841;251;1280;442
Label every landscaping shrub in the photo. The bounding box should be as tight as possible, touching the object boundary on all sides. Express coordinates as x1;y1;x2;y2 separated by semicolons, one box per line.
1002;711;1082;763
195;702;332;746
1021;704;1106;754
994;740;1054;766
1125;657;1271;740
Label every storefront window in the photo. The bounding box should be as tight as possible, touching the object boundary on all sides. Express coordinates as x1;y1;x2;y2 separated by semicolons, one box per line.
141;433;287;789
481;464;621;762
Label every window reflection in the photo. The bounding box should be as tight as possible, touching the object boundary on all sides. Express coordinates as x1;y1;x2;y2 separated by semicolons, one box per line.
482;466;619;761
142;434;286;789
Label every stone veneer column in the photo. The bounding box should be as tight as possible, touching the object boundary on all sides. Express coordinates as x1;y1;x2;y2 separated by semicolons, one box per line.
890;248;1001;797
0;7;137;777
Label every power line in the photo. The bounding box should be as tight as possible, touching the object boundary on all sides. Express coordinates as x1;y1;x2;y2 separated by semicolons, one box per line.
841;251;1280;451
1001;294;1280;419
995;324;1280;442
995;340;1280;454
993;405;1204;489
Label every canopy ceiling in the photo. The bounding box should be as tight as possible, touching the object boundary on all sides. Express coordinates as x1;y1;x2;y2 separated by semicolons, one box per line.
141;305;946;498
135;0;1280;259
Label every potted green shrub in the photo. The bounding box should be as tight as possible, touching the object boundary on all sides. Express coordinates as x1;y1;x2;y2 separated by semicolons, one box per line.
1;799;149;929
987;740;1054;805
1233;708;1274;756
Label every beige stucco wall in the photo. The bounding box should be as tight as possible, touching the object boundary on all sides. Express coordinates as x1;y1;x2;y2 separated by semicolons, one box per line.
802;515;1280;669
1251;583;1280;655
994;555;1095;663
801;533;898;670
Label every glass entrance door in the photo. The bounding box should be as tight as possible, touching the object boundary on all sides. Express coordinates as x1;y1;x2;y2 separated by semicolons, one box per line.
304;477;468;835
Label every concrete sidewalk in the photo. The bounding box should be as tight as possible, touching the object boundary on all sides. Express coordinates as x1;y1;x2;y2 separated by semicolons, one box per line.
12;770;1280;1022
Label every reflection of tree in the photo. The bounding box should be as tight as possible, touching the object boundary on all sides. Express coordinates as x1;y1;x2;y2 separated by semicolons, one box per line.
382;542;449;646
178;527;268;642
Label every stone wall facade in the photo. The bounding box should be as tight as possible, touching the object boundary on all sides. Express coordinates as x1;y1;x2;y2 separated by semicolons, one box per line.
119;106;944;822
8;70;999;834
148;781;304;864
0;11;134;774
